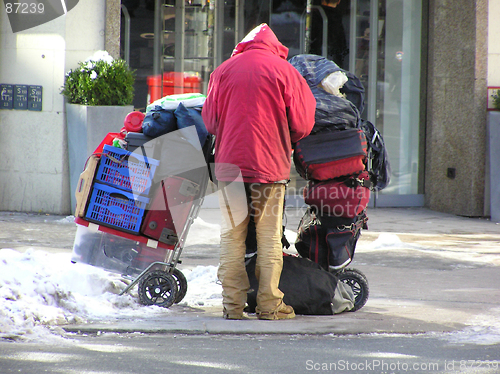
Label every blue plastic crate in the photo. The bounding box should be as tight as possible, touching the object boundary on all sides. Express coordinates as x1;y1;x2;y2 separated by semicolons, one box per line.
96;145;159;195
85;182;150;234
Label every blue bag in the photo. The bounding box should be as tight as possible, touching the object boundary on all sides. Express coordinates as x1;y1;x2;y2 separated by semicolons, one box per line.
142;105;176;138
174;102;209;147
289;54;365;132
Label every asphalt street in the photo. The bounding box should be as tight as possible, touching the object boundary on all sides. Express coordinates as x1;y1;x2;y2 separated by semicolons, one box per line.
1;332;499;374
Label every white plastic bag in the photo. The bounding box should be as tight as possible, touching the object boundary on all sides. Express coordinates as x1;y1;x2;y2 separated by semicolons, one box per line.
147;93;206;112
320;71;348;97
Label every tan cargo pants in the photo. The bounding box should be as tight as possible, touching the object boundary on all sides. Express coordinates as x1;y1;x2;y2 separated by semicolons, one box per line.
217;181;285;315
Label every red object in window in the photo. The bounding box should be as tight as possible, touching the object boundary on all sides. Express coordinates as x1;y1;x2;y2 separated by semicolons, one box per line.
147;72;202;104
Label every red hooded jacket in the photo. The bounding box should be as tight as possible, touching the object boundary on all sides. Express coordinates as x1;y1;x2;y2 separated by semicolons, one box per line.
202;24;316;183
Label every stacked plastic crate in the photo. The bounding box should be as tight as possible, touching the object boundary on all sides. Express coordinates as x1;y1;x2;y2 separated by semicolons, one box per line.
85;144;160;234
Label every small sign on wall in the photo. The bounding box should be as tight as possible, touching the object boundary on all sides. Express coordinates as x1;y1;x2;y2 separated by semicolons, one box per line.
28;85;42;111
14;85;28;110
0;84;42;111
0;84;13;109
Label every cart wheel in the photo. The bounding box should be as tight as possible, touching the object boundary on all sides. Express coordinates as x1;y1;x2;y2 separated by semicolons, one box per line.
138;270;178;308
172;268;188;304
338;268;369;312
345;267;368;283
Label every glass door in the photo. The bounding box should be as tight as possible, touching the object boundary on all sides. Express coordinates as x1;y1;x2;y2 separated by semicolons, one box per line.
350;0;424;204
127;0;426;206
373;0;424;204
120;0;215;108
309;0;350;69
268;0;424;207
269;0;305;58
156;0;215;102
120;0;157;111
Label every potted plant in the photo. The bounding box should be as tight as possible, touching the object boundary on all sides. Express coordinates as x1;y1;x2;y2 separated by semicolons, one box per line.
491;89;500;111
62;51;136;214
61;51;135;106
489;89;500;222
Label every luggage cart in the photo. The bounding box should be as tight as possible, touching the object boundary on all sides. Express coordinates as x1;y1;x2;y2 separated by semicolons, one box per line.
245;206;369;313
71;131;214;308
295;208;370;312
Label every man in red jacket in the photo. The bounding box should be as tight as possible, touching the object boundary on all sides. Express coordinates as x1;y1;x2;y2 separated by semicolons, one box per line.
202;24;316;320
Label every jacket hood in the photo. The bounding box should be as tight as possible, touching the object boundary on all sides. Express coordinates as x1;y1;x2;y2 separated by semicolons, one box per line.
231;23;288;59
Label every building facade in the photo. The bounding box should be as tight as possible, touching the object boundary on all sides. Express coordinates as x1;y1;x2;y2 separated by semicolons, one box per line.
0;0;496;218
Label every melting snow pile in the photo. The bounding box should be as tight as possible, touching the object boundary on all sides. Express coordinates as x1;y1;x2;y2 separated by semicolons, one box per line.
0;217;225;342
0;247;225;342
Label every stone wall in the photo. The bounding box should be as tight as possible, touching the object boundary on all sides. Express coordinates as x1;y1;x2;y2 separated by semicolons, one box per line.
425;0;488;216
105;0;122;59
0;0;107;214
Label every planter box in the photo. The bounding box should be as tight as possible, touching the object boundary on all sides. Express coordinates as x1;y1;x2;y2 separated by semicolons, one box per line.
66;103;134;214
488;111;500;223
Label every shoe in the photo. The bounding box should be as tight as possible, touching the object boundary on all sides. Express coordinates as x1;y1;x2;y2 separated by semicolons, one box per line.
223;308;244;320
257;302;296;320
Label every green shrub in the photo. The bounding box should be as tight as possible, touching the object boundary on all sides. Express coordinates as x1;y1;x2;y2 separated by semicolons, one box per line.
492;89;500;110
61;51;135;106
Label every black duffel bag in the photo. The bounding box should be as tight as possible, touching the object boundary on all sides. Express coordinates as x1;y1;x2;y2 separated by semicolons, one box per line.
245;253;354;315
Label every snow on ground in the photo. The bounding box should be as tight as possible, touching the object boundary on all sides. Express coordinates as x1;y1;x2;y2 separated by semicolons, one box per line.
0;216;499;345
0;216;225;342
0;248;167;342
357;232;500;265
447;309;500;345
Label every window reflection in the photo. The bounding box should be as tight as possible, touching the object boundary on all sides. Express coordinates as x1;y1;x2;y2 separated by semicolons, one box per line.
122;0;424;201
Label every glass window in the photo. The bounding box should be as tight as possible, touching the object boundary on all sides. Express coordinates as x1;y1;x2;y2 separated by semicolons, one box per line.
162;0;215;99
121;0;157;111
376;0;422;195
135;0;425;204
309;0;350;69
273;0;424;202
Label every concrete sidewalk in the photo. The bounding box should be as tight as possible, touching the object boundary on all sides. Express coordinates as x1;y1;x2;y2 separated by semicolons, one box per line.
1;207;499;336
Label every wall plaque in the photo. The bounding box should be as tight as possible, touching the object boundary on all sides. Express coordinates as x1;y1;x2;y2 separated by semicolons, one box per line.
28;85;42;111
0;84;14;109
14;85;28;110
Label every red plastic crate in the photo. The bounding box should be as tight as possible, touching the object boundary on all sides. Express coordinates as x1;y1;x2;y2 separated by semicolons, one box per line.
147;72;202;104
